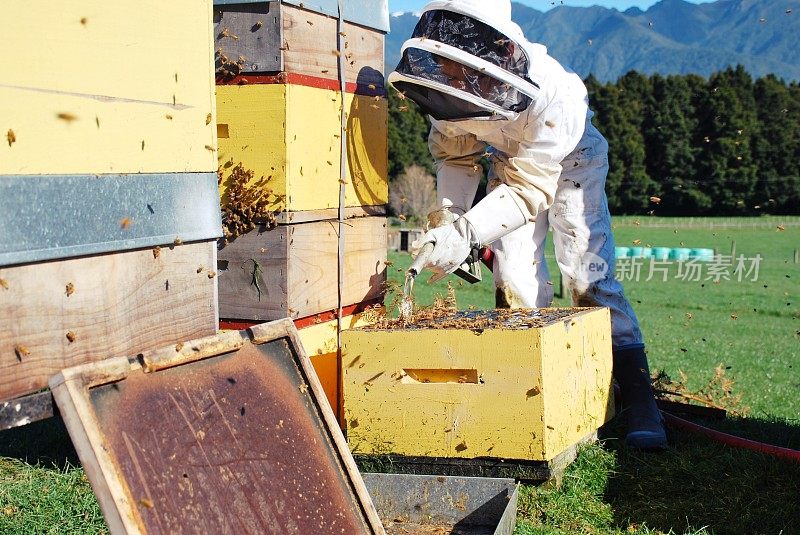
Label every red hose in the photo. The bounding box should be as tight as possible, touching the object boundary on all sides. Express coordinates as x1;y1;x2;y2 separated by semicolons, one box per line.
662;411;800;463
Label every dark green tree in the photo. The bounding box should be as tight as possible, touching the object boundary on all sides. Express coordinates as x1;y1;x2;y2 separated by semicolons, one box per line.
643;74;708;215
753;75;800;214
387;88;432;180
693;65;759;214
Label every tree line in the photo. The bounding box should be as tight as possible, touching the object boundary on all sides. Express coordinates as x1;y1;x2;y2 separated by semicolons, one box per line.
388;65;800;216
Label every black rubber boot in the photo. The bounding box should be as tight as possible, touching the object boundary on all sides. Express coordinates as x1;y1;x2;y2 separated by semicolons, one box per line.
613;347;667;450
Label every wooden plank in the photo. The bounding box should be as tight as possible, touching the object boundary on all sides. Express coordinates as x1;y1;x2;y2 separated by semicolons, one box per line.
1;0;216;175
216;83;388;216
217;216;387;321
0;241;218;403
214;3;385;90
49;324;386;534
276;205;386;225
342;309;614;463
0;391;55;431
282;5;385;90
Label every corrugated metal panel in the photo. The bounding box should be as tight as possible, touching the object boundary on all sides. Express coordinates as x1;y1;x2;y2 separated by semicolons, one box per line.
0;172;222;267
213;0;390;32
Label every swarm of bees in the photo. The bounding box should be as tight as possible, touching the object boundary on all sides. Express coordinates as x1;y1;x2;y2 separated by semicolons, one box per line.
218;164;278;245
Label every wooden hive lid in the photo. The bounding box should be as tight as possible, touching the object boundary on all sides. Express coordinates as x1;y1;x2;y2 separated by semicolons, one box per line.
49;319;385;535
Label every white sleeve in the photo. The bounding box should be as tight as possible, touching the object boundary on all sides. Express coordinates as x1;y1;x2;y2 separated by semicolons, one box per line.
501;85;588;220
428;122;488;215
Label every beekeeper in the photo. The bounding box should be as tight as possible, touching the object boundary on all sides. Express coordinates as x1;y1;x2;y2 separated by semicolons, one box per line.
388;0;666;449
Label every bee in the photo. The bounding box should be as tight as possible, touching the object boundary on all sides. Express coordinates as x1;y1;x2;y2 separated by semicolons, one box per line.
175;342;184;352
398;214;407;221
730;314;738;320
165;114;173;120
197;266;204;274
207;271;217;279
6;129;14;147
15;345;30;359
649;196;662;204
632;239;641;245
384;260;394;267
66;282;75;297
398;105;409;112
368;83;377;90
321;69;329;74
544;120;555;127
174;237;183;246
95;116;100;129
396;91;407;101
253;20;263;29
56;112;78;123
777;224;786;231
120;217;132;229
633;219;641;226
339;31;347;37
139;498;154;509
80;17;87;25
332;50;341;57
306;20;313;25
66;331;77;343
298;384;308;394
141;140;145;151
205;145;215;151
206;113;212;125
0;278;8;290
152;246;161;259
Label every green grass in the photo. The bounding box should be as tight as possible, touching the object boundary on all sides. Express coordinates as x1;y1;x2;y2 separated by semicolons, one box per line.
1;217;798;535
0;459;104;534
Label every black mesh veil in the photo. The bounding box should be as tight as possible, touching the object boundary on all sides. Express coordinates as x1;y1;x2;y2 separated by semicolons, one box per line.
392;10;535;119
412;10;530;79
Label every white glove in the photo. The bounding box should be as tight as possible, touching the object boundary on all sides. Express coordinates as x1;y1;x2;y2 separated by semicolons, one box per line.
411;217;477;280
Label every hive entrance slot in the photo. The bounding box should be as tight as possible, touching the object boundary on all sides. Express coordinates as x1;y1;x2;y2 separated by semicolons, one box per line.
401;369;479;384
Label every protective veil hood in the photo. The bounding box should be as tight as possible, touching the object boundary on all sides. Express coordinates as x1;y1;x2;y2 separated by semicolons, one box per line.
388;0;539;121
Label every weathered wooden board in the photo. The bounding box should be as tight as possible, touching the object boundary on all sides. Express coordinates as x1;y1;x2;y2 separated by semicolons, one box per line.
1;0;216;175
342;308;614;463
297;310;383;423
216;83;388;216
214;2;385;90
0;241;218;403
217;217;387;321
49;321;385;534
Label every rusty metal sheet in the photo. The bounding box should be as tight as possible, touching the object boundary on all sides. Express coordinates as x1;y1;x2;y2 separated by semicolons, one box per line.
50;321;383;534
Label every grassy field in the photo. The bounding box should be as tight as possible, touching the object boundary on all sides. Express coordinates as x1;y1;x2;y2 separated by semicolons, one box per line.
1;217;798;534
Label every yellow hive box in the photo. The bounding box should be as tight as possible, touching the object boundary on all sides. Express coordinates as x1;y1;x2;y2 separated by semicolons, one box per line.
216;83;388;216
342;308;615;462
297;309;383;424
1;0;216;175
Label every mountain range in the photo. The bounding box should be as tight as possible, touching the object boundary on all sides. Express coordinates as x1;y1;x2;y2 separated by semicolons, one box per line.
386;0;800;81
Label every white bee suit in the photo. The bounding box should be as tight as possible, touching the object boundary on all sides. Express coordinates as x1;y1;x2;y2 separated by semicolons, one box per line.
390;0;643;350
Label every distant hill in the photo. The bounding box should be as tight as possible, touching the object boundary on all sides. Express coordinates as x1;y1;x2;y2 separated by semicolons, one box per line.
386;0;800;81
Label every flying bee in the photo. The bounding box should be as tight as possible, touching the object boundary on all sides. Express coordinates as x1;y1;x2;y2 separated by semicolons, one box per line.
7;129;16;146
66;282;75;297
57;112;78;123
649;196;662;204
15;345;30;359
66;331;77;343
120;217;132;229
206;113;212;125
0;278;8;290
632;239;641;245
152;246;161;259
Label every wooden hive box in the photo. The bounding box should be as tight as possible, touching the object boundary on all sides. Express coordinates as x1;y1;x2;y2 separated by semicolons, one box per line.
214;0;389;221
342;308;615;463
0;0;221;429
216;83;388;220
1;0;217;176
213;0;388;90
217;216;387;322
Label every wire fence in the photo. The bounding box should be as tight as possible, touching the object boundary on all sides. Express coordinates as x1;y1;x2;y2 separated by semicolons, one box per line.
611;216;800;229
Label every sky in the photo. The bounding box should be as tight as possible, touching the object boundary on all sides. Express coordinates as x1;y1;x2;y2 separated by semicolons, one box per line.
388;0;712;14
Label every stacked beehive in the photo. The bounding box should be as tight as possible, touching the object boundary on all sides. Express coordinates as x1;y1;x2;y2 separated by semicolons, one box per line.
213;0;390;420
0;0;220;428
